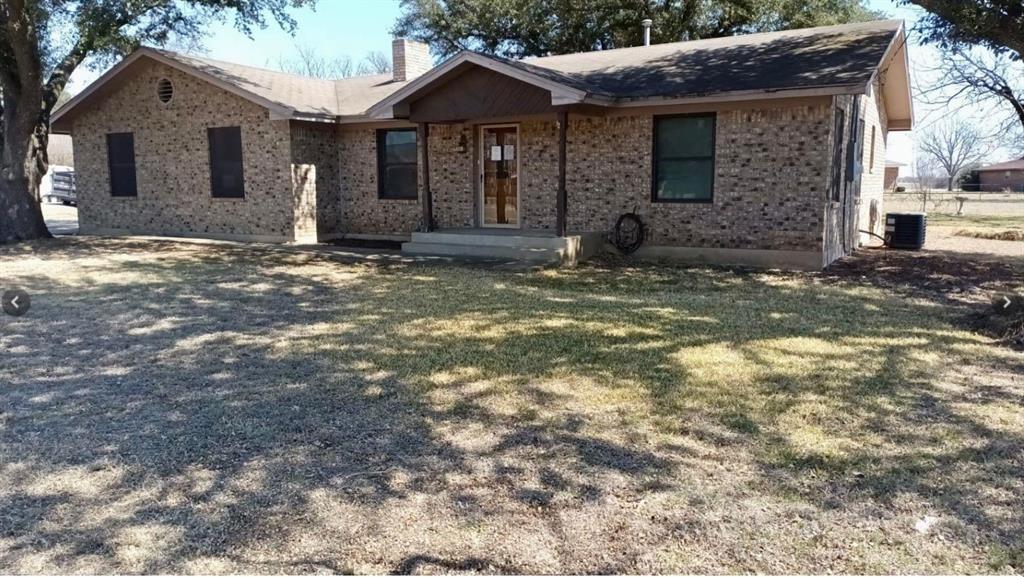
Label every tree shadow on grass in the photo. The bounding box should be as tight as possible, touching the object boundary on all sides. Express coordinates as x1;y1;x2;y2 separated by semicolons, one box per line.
0;237;1021;572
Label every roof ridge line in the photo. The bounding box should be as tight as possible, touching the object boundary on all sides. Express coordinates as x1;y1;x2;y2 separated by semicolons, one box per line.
521;18;903;62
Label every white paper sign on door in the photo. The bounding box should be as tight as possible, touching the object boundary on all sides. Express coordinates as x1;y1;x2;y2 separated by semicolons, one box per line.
503;145;515;160
490;146;502;161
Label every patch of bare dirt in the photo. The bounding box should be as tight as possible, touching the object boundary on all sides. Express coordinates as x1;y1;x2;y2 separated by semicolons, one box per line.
820;247;1023;348
926;227;1024;258
821;248;1020;304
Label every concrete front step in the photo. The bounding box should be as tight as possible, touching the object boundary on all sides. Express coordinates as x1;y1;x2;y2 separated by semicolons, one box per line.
402;241;566;263
409;230;575;250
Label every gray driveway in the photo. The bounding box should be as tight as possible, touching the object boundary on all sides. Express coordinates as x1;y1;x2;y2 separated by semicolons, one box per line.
42;203;78;235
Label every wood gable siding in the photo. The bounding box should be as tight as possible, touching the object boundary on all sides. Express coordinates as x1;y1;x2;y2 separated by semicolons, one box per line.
409;67;555;123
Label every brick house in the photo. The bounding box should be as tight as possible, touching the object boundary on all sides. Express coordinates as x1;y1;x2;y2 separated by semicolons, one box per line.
975;158;1024;192
51;20;912;269
884;160;904;192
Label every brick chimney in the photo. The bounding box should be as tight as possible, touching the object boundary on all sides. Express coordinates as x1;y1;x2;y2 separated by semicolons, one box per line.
392;39;432;82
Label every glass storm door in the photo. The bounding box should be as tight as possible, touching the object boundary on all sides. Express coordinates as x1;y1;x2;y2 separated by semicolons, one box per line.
481;125;519;227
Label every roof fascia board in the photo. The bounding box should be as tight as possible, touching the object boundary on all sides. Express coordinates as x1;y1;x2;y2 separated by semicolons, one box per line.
287;111;337;122
51;47;297;130
888;119;912;131
601;84;863;108
871;22;914;128
367;52;588;119
897;27;915;124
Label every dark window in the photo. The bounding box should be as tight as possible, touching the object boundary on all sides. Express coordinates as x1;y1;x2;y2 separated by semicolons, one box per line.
208;126;245;198
652;114;715;202
377;128;418;200
106;133;137;197
830;108;845;201
869;125;876;173
848;118;865;183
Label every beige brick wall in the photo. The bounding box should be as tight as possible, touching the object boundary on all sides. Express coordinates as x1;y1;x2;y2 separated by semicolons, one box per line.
824;87;888;261
429;124;475;229
71;61;296;241
417;103;833;254
290;121;342;237
565;106;831;252
858;81;888;244
292;164;318;243
70;60;856;259
427;120;559;231
519;120;559;231
392;39;432;82
362;104;836;253
337;126;421;236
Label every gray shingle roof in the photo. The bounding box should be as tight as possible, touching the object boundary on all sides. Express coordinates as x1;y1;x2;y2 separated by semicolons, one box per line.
154;19;901;113
151;49;410;117
55;19;905;131
504;19;902;100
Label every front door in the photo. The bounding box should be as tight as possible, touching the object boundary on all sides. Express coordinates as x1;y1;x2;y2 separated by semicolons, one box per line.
481;125;519;227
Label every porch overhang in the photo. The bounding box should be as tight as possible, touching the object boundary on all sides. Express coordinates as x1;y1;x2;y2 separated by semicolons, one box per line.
367;52;592;122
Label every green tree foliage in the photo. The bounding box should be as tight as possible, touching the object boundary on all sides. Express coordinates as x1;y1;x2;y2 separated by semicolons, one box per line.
908;1;1024;147
907;0;1024;60
392;0;881;59
1;0;313;243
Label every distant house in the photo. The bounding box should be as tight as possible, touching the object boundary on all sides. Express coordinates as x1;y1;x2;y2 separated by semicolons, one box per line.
884;160;904;192
975;158;1024;192
51;20;912;269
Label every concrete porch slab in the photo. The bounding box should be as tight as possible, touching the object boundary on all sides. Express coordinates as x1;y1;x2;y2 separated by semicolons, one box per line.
403;229;603;266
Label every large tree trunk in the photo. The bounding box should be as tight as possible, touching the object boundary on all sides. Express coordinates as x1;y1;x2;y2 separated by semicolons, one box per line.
0;95;51;244
0;176;49;243
1;0;57;244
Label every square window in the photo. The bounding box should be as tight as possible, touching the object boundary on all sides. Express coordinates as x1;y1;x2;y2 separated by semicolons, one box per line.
653;115;715;202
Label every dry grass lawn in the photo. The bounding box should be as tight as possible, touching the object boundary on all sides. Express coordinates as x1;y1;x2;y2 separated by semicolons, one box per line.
926;213;1024;231
1;238;1022;574
924;213;1024;242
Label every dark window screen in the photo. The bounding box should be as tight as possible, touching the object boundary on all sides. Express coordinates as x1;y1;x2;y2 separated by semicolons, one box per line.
377;128;418;200
106;133;137;197
831;109;845;202
208;126;245;198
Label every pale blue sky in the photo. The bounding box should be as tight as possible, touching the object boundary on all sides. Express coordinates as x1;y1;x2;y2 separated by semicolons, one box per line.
201;0;405;70
65;0;1015;169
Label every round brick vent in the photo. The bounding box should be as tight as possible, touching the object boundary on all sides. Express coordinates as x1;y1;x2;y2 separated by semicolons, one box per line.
157;78;173;104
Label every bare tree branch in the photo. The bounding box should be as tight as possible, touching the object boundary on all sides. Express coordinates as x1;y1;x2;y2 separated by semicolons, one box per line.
277;43;358;79
917;47;1024;150
917;119;992;191
358;50;391;75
